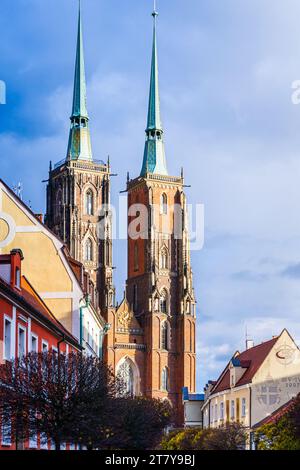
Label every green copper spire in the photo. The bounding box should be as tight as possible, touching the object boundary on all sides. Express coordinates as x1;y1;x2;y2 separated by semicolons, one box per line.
67;0;93;162
140;6;168;176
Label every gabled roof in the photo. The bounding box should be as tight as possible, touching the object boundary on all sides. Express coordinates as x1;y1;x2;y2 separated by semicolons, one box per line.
253;397;295;429
211;337;279;394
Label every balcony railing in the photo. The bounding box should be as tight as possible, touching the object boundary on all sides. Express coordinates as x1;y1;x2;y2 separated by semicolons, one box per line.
54;158;108;172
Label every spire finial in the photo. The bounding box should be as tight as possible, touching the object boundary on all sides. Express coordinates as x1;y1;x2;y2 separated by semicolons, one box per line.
66;0;93;162
140;0;168;177
152;0;158;18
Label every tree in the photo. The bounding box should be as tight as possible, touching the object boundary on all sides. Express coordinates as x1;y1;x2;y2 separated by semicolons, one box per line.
287;393;300;440
161;428;208;450
203;423;247;450
0;352;123;450
161;424;247;451
101;397;173;450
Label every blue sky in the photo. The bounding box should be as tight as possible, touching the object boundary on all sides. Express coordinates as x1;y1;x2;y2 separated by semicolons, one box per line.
1;0;300;391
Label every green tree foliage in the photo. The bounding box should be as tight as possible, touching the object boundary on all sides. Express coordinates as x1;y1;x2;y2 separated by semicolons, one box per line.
161;423;246;451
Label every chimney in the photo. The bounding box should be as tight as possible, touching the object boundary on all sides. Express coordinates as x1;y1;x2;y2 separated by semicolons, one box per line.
246;339;254;350
10;249;24;290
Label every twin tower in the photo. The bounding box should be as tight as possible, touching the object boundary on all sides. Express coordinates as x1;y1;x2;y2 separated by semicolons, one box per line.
45;5;196;424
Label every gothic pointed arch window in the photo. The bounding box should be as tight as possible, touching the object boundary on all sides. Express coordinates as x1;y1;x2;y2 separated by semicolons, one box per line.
160;247;168;270
117;358;139;397
85;238;93;262
85;189;94;216
161;321;169;351
160;290;168;314
160;193;168;215
161;367;169;391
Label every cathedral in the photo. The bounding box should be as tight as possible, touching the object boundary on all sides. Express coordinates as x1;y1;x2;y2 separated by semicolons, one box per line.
45;4;196;425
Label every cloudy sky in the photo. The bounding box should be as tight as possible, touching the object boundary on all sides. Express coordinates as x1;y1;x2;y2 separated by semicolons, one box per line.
1;0;300;390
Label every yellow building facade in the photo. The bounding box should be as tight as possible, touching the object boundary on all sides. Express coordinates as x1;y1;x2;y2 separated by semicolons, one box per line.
0;179;104;353
202;330;300;439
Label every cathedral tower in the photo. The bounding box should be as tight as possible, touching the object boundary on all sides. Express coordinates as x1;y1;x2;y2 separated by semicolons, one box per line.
45;3;115;311
105;7;197;425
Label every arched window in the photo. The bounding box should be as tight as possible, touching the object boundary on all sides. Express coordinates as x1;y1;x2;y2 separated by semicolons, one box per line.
160;193;168;215
118;360;135;396
161;322;169;350
160;248;168;270
85;190;94;216
160;290;168;314
161;367;169;391
134;242;139;271
85;238;93;262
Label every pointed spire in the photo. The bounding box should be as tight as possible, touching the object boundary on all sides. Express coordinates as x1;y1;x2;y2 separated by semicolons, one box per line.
140;3;168;177
146;8;162;132
71;0;88;119
66;0;93;162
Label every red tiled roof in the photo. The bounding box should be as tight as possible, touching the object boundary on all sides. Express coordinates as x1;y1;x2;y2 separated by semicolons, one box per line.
211;337;279;394
0;274;80;349
253;397;295;429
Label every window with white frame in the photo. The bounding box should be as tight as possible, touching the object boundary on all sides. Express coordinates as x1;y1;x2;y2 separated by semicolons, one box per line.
42;341;48;352
31;334;38;353
214;404;218;422
18;326;26;358
4;317;12;360
1;410;12;446
242;398;246;417
231;400;235;420
220;401;224;420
